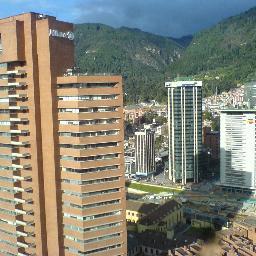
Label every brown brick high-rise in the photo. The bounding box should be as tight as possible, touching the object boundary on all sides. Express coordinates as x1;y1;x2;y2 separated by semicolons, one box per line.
0;13;127;256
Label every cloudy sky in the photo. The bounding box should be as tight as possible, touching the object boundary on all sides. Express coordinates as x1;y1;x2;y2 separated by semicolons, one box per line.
1;0;256;37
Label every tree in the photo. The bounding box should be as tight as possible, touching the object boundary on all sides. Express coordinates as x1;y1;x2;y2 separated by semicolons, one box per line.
212;117;220;131
155;135;165;152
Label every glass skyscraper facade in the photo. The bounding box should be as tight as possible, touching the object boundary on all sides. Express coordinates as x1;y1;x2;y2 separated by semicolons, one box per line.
166;80;202;185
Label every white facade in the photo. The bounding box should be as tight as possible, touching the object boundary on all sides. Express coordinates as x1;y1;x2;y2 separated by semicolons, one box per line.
135;129;155;176
220;110;256;190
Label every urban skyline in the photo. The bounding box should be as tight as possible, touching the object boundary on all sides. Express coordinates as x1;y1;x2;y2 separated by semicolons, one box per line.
0;4;256;256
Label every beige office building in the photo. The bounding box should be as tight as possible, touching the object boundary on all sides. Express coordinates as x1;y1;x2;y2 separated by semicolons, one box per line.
0;13;126;256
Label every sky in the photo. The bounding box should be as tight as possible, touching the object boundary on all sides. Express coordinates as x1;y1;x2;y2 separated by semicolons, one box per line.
1;0;256;37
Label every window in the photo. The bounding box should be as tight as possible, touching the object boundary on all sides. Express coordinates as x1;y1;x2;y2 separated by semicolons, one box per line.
57;83;117;89
60;153;119;162
62;165;119;174
63;188;120;198
60;142;118;150
62;176;119;185
59;130;119;137
58;95;117;101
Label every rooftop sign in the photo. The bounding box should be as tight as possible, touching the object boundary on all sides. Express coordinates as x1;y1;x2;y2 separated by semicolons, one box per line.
49;29;74;41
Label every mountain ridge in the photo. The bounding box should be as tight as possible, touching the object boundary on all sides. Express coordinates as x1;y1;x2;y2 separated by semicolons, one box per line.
74;23;183;102
75;6;256;101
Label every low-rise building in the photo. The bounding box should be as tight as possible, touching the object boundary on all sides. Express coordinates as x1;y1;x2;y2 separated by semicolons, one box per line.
128;231;175;256
137;200;184;239
168;243;202;256
126;200;159;223
233;217;256;244
219;233;256;256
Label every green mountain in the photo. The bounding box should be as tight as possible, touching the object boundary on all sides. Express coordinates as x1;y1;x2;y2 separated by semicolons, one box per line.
75;6;256;102
170;6;256;96
74;24;183;103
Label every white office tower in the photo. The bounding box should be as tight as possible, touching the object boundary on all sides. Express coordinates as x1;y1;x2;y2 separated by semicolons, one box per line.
244;81;256;109
220;110;256;193
166;80;202;185
135;129;155;176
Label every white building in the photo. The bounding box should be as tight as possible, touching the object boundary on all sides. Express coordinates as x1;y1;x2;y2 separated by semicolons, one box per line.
125;156;135;174
135;129;155;176
220;110;256;192
165;80;202;184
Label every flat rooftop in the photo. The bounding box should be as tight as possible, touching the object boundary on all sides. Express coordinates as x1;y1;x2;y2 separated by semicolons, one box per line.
220;109;256;113
165;80;202;88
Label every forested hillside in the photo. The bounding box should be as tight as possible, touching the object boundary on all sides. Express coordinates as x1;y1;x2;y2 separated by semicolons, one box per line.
170;7;256;96
74;24;183;102
74;6;256;102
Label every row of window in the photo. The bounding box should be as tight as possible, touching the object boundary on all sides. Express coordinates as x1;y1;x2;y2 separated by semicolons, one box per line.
0;153;29;159
64;221;121;233
0;240;18;251
0;186;17;194
0;85;27;91
0;166;19;171
62;176;119;185
0;218;16;226
58;95;117;101
0;197;17;205
62;165;119;174
0;109;28;114
0;120;28;125
65;232;120;244
63;210;121;221
0;121;10;125
63;199;120;210
59;118;119;126
59;130;119;137
0;208;17;216
60;142;118;150
57;83;116;89
0;176;19;183
65;244;121;255
0;96;27;102
0;249;19;256
58;107;117;113
0;131;29;137
63;188;120;198
0;154;18;160
60;153;119;162
0;227;19;237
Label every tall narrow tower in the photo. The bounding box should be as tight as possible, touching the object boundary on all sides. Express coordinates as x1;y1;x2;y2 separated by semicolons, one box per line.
166;80;202;185
0;13;126;256
135;129;155;176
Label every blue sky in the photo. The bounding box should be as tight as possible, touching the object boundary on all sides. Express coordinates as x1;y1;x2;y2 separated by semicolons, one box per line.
1;0;256;37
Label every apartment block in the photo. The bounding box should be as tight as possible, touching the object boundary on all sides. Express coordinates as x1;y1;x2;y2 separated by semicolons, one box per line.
0;13;126;256
220;110;256;193
165;80;202;184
